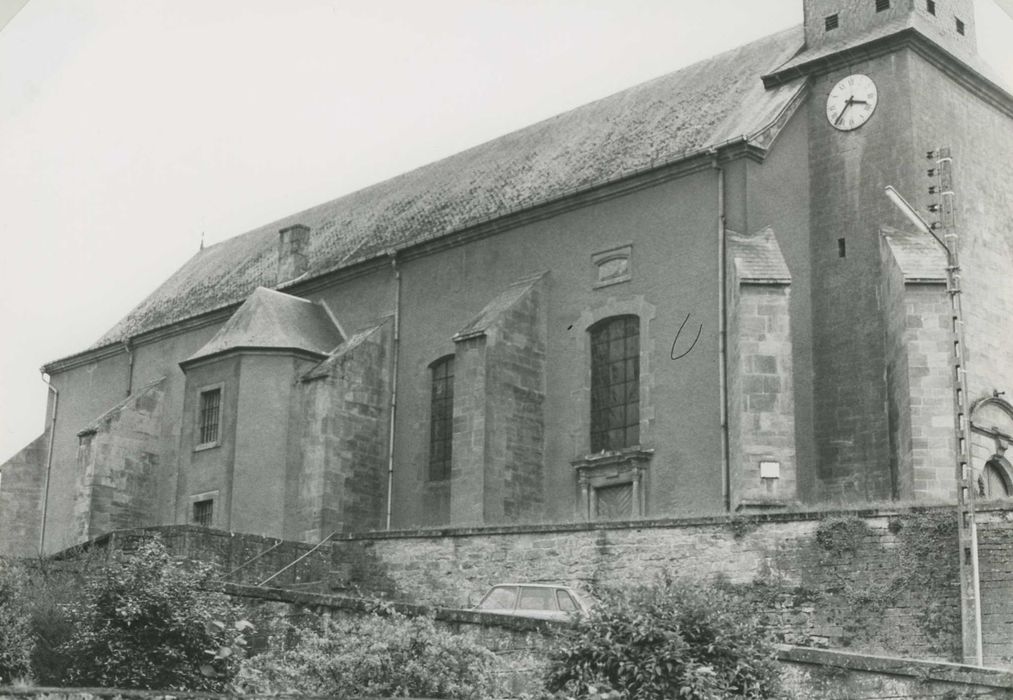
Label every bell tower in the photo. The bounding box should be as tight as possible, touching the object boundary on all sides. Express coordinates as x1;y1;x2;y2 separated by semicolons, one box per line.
760;0;1010;504
801;0;977;60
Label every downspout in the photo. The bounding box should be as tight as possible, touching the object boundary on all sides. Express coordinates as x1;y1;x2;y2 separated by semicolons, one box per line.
123;339;134;397
39;372;59;555
384;251;402;530
712;151;731;512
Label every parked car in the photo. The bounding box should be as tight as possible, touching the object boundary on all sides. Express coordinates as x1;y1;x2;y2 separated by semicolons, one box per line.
472;583;592;620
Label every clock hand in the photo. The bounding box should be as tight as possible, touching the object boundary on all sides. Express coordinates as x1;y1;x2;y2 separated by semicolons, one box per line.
835;99;852;125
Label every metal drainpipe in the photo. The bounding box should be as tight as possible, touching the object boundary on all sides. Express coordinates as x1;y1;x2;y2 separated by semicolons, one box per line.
384;252;402;530
713;152;731;512
123;339;134;397
39;372;59;556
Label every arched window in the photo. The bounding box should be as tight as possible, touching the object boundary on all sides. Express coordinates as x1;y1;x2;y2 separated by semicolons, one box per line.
590;315;639;452
983;459;1012;499
428;356;455;481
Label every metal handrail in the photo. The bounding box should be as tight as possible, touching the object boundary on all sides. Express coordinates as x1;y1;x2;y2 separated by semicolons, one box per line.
222;539;285;582
257;531;337;587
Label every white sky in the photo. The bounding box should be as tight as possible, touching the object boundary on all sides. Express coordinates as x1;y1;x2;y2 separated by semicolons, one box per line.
1;0;1011;462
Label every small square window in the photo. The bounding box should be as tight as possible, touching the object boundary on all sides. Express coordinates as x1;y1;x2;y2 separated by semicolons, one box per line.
197;387;222;447
926;0;936;16
193;499;214;527
876;0;890;11
825;14;839;31
955;18;965;35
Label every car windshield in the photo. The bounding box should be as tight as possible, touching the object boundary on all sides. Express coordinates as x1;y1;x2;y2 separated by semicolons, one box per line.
517;586;556;611
478;586;518;611
556;590;577;612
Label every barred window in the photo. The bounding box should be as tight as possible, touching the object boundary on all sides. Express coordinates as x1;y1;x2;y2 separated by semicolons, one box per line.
198;388;221;446
193;499;214;527
428;356;454;481
590;315;640;452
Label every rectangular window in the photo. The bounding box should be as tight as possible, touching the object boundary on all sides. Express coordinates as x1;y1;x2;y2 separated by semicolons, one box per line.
955;18;965;35
825;14;839;31
876;0;890;12
428;357;454;481
926;0;936;15
590;316;640;453
197;388;222;447
193;499;214;527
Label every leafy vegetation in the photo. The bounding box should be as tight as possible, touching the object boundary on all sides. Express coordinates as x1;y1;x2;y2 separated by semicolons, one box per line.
54;538;248;691
544;576;780;700
0;559;33;684
236;607;503;699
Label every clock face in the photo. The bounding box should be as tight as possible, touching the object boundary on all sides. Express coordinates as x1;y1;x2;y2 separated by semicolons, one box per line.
826;74;878;131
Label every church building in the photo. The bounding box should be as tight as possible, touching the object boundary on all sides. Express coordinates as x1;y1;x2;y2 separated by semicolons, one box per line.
3;0;1013;555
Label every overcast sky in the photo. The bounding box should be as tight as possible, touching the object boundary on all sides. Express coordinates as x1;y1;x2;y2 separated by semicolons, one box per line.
1;0;1011;462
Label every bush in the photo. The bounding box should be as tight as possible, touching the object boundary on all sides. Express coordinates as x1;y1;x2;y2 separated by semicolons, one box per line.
0;559;34;684
237;608;503;699
56;538;248;692
544;576;780;700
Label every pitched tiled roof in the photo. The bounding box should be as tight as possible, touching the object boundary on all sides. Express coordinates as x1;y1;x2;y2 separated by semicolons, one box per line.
728;227;791;283
182;287;343;366
89;26;806;353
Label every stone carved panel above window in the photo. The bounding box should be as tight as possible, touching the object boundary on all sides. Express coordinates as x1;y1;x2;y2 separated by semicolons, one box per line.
592;244;632;289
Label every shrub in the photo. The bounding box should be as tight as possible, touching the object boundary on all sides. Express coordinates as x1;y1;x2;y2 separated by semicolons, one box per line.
56;538;248;692
544;576;780;700
237;608;503;699
0;559;34;684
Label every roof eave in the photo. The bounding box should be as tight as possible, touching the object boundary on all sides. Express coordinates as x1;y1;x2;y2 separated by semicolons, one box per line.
763;27;1013;119
179;345;331;371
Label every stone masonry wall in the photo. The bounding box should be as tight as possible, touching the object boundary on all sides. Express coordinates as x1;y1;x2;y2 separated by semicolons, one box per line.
728;281;797;508
330;508;965;662
901;284;954;498
71;379;166;543
0;433;47;556
880;236;954;501
62;504;1013;669
484;276;546;522
451;275;546;524
294;320;391;541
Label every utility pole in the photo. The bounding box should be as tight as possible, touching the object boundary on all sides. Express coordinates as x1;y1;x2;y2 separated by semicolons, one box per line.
885;146;983;666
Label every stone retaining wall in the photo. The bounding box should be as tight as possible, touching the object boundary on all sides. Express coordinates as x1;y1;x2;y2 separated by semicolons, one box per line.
59;503;1013;667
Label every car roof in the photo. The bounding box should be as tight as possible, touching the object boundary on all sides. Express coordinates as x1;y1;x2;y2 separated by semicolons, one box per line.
490;583;575;590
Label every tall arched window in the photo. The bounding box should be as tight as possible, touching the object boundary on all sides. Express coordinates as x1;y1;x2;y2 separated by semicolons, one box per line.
428;356;455;481
590;315;639;452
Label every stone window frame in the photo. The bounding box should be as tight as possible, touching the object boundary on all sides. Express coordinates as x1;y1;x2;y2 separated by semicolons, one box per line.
569;296;656;519
591;244;633;289
427;354;456;482
572;448;653;521
970;395;1013;498
194;382;224;452
190;490;219;528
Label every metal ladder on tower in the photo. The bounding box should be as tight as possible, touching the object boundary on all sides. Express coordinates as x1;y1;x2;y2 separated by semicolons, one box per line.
931;147;983;666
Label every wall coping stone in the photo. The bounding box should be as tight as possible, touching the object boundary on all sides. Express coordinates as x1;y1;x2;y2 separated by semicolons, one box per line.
331;503;973;541
778;646;1013;689
223;582;568;634
52;501;1013;558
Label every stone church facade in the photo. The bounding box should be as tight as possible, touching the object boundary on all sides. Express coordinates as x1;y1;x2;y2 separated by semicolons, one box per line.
3;0;1013;555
